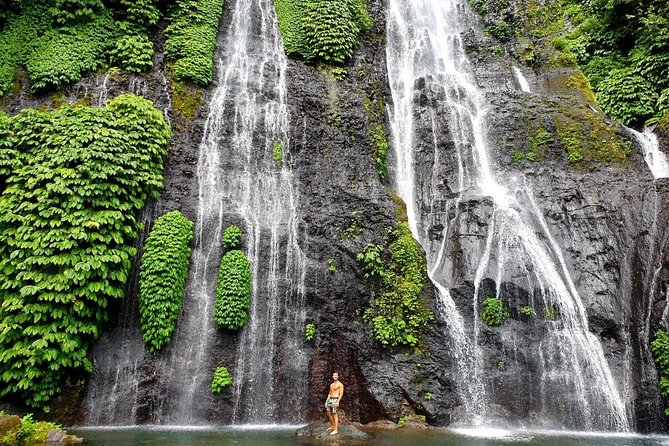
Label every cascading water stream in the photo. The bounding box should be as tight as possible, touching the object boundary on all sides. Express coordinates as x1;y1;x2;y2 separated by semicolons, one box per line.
387;0;629;430
628;128;669;179
512;67;531;93
157;0;307;424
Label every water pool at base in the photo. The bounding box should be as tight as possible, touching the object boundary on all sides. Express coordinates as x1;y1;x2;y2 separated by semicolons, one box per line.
73;427;669;446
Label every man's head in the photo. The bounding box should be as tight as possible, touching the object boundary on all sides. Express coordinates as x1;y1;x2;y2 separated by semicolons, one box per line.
332;372;339;382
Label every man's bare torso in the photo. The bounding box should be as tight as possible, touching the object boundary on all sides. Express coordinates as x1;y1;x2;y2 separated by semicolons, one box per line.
329;381;343;398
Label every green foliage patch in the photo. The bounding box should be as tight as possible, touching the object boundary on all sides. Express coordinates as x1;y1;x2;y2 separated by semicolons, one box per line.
0;413;64;445
486;20;511;42
305;323;316;342
165;0;226;85
222;225;243;251
211;366;233;393
651;329;669;414
139;211;194;353
563;0;669;125
214;250;251;330
553;109;631;165
0;94;169;408
274;0;370;64
0;0;162;98
26;12;118;92
480;297;509;327
357;222;433;348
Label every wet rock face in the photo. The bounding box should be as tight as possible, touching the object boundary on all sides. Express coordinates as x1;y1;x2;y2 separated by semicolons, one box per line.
288;0;459;426
402;2;669;431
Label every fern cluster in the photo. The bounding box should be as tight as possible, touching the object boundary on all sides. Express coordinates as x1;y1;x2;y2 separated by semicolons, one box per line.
651;329;669;414
165;0;226;85
139;211;194;353
222;225;242;251
564;0;669;125
27;11;118;92
0;94;170;407
211;366;233;393
480;297;509;327
357;222;433;347
0;0;162;98
214;250;252;330
274;0;370;64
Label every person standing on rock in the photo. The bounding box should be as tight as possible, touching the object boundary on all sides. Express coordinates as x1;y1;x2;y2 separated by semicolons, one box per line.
324;372;344;435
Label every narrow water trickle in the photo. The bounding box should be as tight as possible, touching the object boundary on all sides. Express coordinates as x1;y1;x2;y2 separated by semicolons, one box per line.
387;0;629;430
628;128;669;179
158;0;307;424
512;67;531;93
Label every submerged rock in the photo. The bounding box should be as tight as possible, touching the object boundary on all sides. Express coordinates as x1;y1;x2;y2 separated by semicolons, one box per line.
45;429;84;444
296;422;372;444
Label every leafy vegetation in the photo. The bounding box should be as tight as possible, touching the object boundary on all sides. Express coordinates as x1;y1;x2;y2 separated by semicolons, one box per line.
520;306;535;317
0;0;163;98
108;34;154;74
165;0;226;85
27;11;118;92
0;94;169;408
211;366;233;393
480;297;509;327
357;222;433;348
139;211;194;353
222;225;242;251
486;20;511;42
0;413;67;445
563;0;669;125
305;323;316;342
651;329;669;414
214;250;252;331
274;0;370;64
272;140;283;166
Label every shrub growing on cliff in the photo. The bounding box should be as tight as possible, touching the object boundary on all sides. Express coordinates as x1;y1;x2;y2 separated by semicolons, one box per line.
214;250;252;330
481;298;509;327
222;225;243;251
165;0;226;85
211;366;233;393
274;0;370;64
651;329;669;414
139;211;194;353
0;94;169;408
563;0;669;124
357;222;433;347
26;10;117;92
305;323;316;342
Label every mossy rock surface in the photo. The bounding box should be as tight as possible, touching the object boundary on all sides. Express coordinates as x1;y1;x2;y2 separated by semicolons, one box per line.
0;414;20;437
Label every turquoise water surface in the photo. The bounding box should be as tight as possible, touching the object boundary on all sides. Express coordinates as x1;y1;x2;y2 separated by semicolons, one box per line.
73;426;669;446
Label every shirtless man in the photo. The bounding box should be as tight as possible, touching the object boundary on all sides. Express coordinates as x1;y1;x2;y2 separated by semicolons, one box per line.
324;372;344;435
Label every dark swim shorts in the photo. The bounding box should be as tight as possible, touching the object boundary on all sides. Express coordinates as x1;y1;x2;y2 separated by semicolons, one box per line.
326;398;338;414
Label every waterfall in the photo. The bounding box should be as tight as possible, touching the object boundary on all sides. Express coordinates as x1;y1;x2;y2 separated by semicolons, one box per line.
157;0;307;424
83;204;158;425
387;0;629;431
512;67;531;93
628;128;669;179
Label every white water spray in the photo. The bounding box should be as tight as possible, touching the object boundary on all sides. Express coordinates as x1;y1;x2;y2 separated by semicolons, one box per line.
513;67;531;93
628;128;669;179
387;0;629;430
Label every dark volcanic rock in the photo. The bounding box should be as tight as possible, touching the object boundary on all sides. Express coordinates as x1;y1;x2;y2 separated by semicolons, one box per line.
296;422;371;444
